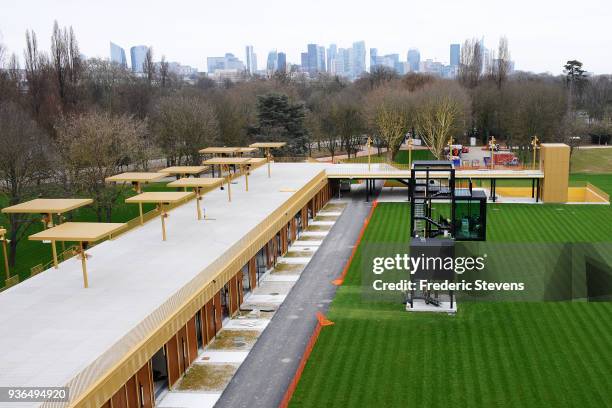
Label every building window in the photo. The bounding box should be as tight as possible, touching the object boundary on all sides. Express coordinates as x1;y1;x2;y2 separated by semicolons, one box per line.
151;347;168;398
242;264;250;294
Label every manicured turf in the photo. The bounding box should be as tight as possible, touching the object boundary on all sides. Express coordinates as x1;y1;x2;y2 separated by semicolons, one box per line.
394;149;436;164
571;148;612;173
341;149;435;165
290;176;612;408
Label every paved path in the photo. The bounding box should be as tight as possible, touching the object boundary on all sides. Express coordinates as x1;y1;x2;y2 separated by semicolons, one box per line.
215;184;380;408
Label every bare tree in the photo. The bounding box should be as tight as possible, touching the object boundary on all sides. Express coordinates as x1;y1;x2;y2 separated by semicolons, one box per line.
366;87;415;160
415;81;471;159
24;30;48;117
0;46;21;102
209;88;251;146
82;58;132;113
583;76;612;122
493;37;511;89
330;93;364;158
0;102;51;267
360;65;399;90
152;95;220;165
143;47;155;84
55;111;149;221
159;55;169;88
50;21;82;110
501;80;567;145
458;38;483;88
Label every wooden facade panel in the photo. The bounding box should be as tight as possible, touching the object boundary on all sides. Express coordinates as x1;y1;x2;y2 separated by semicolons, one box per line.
265;241;273;268
248;257;257;289
301;206;308;228
165;334;180;387
135;363;153;408
291;218;297;242
214;291;223;333
186;315;198;365
237;271;244;305
229;276;239;315
125;376;138;408
203;300;215;342
110;385;127;408
177;326;188;375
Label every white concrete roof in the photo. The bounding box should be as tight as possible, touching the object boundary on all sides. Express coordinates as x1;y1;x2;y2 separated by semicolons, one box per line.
0;163;328;404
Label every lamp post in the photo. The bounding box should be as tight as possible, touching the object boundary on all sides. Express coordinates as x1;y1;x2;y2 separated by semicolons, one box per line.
0;228;9;280
489;136;497;169
531;135;539;170
408;137;413;168
366;136;372;171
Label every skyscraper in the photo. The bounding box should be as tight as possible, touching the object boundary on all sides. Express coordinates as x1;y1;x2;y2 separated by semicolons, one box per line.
317;46;326;72
370;50;401;73
407;48;420;72
110;42;127;68
266;50;278;74
246;45;257;75
335;48;351;77
450;44;460;67
327;44;337;74
206;53;245;74
277;52;287;73
370;48;378;70
307;44;318;76
130;45;149;73
351;41;366;79
300;53;309;72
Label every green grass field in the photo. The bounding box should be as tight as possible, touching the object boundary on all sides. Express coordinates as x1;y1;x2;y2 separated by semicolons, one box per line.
342;149;435;165
290;174;612;408
571;148;612;173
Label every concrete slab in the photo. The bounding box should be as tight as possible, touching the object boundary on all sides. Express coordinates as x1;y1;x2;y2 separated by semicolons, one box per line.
253;280;295;294
300;231;329;237
264;275;300;282
316;211;342;216
197;351;249;364
224;318;270;331
157;392;222;408
287;246;317;253
292;240;323;247
406;299;457;314
278;257;311;264
244;294;287;304
309;221;335;226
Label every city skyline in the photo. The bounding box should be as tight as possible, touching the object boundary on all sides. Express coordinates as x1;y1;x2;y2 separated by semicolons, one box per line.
1;0;611;74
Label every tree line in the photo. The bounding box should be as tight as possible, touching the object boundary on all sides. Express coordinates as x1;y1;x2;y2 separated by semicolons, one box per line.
0;22;611;268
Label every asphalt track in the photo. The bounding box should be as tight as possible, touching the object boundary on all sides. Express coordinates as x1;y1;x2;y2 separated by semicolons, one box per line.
215;184;379;408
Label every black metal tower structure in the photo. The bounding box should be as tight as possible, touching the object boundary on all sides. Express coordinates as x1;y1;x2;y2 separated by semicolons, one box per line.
407;160;487;311
409;160;487;241
409;161;456;239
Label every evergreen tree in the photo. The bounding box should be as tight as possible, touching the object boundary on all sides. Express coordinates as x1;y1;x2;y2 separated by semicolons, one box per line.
249;93;309;155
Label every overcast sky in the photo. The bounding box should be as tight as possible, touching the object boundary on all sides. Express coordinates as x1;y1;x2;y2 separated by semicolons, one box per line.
1;0;611;74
